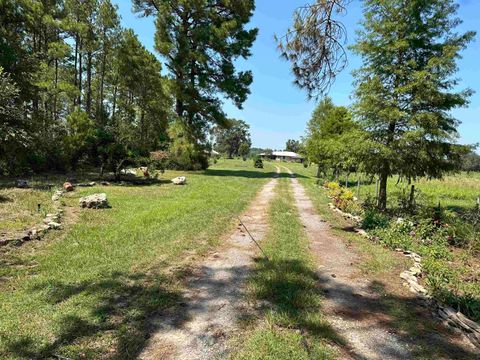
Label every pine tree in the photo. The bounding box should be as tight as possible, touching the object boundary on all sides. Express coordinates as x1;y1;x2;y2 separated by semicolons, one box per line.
352;0;475;209
134;0;257;143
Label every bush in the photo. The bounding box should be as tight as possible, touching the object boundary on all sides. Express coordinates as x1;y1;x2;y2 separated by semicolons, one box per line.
326;182;363;216
372;226;414;250
254;156;263;169
149;150;169;172
361;209;390;230
324;181;340;190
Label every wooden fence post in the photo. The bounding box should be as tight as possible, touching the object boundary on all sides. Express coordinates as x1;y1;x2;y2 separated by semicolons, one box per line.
357;173;361;198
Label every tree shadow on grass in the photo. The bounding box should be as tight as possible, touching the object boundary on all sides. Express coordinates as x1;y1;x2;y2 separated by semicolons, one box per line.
246;257;347;349
204;169;306;179
4;271;186;359
0;194;12;203
245;249;478;359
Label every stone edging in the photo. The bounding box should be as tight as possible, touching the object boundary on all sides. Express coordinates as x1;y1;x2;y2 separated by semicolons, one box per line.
327;201;480;349
0;189;65;247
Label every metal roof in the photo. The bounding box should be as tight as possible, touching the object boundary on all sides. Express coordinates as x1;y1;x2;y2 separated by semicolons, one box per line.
260;151;303;158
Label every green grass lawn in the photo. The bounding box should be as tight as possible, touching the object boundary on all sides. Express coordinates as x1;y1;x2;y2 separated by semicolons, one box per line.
0;159;276;359
0;188;56;235
229;176;339;360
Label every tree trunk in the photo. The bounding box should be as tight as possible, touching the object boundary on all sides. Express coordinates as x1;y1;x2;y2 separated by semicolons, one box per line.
73;34;78;107
409;185;415;209
140;109;145;144
112;85;118;132
176;98;184;118
357;173;361;197
86;51;92;116
54;57;58;121
316;164;321;178
78;40;83;107
378;170;388;210
98;40;107;121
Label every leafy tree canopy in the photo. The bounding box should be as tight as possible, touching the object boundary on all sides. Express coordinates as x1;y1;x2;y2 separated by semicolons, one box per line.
214;119;252;158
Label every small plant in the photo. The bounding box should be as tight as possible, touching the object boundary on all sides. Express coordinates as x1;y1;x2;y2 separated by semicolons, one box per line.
361;209;390;230
324;181;340;190
253;156;263;169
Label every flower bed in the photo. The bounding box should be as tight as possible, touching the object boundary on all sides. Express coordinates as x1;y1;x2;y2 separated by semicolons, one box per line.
323;181;480;348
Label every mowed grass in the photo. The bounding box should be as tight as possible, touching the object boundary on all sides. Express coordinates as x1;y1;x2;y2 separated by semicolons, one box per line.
0;159;276;359
230;176;339;360
0;188;56;235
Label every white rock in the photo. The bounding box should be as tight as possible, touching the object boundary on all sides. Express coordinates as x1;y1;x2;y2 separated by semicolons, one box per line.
79;193;110;209
172;176;186;185
48;222;62;230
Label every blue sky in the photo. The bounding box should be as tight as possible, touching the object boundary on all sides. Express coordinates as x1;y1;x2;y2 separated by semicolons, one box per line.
114;0;479;150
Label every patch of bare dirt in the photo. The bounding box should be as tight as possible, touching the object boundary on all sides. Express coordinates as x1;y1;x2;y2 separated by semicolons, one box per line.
139;169;280;360
284;167;477;360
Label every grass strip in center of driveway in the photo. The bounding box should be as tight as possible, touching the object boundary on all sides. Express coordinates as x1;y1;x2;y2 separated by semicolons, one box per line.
229;177;342;360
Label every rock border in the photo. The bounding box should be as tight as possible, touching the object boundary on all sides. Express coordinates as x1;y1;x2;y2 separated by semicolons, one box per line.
326;201;480;349
0;189;66;247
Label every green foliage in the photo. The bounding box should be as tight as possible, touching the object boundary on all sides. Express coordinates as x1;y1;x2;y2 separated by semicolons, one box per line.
352;0;475;209
135;0;257;141
361;209;390;230
0;0;172;175
214;119;252;158
285;139;301;153
326;182;363;216
0;67;28;174
304;97;368;177
254;156;264;169
63;109;96;169
239;142;251;160
167;121;208;171
461;150;480;172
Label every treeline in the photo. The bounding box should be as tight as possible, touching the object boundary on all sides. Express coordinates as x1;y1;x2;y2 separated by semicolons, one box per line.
0;0;257;176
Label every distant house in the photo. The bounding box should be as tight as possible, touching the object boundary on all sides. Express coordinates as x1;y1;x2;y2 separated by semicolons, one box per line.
260;151;304;163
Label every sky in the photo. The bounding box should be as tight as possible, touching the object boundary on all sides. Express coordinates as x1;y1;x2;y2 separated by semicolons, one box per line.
113;0;479;150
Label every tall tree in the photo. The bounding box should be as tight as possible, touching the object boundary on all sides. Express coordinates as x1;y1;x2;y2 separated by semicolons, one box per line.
352;0;475;209
305;97;360;177
285;139;301;153
214;119;251;158
134;0;257;143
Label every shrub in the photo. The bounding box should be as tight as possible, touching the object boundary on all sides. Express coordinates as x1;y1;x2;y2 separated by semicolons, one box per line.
253;156;263;169
372;226;414;250
149;150;169;172
361;209;390;230
324;181;340;190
